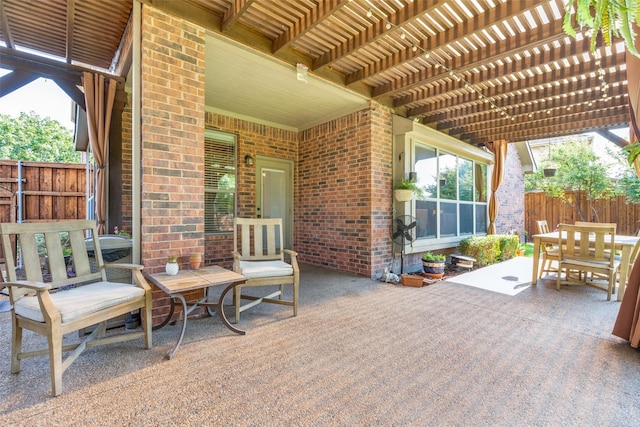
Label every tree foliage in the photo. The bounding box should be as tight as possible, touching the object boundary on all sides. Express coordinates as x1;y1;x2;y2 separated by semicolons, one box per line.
0;111;81;163
563;0;640;57
525;140;620;221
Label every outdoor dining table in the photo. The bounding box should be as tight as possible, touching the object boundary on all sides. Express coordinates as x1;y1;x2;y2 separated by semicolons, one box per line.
531;231;640;301
144;265;247;360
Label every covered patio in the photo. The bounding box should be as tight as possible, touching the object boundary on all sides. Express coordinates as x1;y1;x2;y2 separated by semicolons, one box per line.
1;263;639;424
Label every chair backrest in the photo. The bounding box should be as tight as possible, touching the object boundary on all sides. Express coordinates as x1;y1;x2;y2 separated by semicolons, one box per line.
0;220;107;301
536;220;550;234
233;218;285;262
558;223;616;267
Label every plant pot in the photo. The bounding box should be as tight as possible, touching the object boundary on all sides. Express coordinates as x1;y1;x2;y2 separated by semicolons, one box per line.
165;261;179;276
401;274;424;287
516;249;525;256
422;260;445;278
394;189;413;202
543;168;556;177
189;252;202;270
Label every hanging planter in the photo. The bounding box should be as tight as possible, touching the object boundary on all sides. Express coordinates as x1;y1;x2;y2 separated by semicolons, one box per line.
394;189;414;202
543;168;556;177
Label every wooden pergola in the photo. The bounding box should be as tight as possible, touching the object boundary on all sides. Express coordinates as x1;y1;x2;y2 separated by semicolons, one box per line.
0;0;632;147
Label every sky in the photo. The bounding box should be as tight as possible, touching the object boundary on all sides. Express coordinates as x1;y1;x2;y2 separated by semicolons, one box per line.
0;68;75;130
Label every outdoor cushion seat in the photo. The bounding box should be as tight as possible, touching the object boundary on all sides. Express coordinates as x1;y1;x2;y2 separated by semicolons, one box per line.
14;282;145;323
239;261;294;279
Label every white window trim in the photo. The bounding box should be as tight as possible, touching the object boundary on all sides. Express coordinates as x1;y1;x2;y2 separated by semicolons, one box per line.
393;116;494;254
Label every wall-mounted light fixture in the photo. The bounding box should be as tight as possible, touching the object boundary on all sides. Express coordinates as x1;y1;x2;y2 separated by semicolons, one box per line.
244;155;254;166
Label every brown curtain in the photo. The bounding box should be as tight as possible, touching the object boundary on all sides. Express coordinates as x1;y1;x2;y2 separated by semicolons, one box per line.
630;24;640;178
613;24;640;347
82;72;117;235
485;140;508;234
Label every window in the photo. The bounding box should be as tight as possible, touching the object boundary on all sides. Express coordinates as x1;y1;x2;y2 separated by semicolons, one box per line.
414;142;488;241
204;130;236;233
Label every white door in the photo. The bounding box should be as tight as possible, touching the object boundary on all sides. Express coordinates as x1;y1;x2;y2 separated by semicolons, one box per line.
256;157;294;249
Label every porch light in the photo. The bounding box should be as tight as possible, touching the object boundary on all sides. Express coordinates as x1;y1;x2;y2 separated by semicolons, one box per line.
245;155;254;166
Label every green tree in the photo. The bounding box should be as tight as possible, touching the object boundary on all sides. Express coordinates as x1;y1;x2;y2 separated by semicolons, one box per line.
0;111;80;163
525;140;620;221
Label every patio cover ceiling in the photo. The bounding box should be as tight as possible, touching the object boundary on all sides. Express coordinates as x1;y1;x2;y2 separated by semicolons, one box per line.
0;0;632;145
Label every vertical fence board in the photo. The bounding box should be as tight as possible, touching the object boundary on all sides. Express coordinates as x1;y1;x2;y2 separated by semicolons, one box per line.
525;192;640;237
0;161;89;225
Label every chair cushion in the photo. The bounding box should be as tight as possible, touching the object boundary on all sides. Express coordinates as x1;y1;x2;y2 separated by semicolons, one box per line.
14;282;144;323
239;260;294;279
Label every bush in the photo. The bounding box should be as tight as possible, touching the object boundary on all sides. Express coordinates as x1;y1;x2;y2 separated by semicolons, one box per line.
498;234;520;261
458;234;519;266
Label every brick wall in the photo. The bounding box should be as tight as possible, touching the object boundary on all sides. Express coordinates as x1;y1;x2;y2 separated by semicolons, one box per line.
140;6;206;322
202;112;298;267
297;102;393;277
494;143;525;237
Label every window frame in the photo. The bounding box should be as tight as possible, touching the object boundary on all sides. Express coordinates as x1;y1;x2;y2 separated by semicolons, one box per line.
393;117;494;254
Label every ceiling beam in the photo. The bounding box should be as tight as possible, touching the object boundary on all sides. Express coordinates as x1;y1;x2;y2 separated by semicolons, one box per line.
446;96;628;137
353;1;557;89
272;0;345;54
409;68;626;117
462;106;629;142
595;128;629;148
0;0;14;49
435;85;628;130
66;0;75;63
221;0;254;33
312;0;441;71
0;70;39;97
395;37;611;108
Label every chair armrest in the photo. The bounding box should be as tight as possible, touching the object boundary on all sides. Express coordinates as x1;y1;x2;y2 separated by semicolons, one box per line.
283;249;299;270
104;263;144;271
4;280;53;292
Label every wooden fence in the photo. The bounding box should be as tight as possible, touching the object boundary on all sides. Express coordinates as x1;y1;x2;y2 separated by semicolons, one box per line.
0;160;91;265
524;191;640;239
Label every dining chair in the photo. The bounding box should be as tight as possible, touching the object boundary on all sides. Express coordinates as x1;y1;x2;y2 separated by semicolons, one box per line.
556;223;619;300
536;220;559;278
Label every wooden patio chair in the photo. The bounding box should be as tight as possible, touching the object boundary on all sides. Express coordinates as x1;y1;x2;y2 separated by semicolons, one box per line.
536;220;559;278
0;220;152;396
556;223;618;300
232;218;299;323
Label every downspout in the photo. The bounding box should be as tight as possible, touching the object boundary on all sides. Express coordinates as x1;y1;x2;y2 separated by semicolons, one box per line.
132;0;142;264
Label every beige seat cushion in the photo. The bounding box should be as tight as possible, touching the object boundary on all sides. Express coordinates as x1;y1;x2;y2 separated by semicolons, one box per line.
14;282;144;323
239;260;294;279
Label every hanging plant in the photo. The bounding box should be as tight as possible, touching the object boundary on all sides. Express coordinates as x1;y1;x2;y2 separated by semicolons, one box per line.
563;0;640;57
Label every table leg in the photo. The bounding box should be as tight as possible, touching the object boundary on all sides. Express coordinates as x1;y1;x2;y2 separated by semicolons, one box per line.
152;297;176;331
204;282;246;336
165;293;188;360
532;236;541;285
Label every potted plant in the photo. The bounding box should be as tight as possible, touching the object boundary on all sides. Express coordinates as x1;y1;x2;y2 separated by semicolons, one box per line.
394;177;422;202
422;251;446;278
516;244;526;257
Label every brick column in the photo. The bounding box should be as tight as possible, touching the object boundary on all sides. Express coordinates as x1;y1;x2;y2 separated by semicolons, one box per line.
140;6;206;322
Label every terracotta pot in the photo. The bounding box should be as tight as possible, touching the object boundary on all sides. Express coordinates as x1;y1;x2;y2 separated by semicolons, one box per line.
189;253;202;270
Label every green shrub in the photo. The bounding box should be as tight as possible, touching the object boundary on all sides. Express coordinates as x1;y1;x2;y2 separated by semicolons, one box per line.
498;234;520;261
458;234;519;266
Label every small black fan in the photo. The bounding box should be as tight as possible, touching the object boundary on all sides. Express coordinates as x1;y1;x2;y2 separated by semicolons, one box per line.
392;215;417;274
